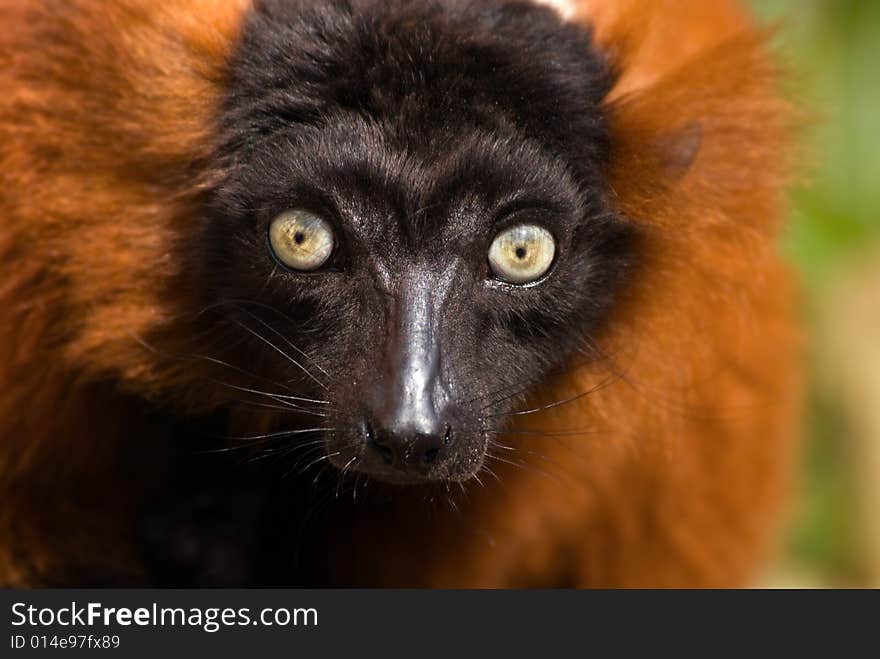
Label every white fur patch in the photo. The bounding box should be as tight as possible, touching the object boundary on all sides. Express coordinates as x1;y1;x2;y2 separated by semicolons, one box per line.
531;0;576;20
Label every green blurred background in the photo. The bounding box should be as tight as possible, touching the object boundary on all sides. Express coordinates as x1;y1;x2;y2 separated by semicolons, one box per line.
752;0;880;586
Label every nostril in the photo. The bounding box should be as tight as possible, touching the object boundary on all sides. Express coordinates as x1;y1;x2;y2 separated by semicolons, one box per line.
421;425;452;466
423;446;440;464
375;444;394;465
364;423;394;465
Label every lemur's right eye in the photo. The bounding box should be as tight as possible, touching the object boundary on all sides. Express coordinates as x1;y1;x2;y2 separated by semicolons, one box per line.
268;209;335;272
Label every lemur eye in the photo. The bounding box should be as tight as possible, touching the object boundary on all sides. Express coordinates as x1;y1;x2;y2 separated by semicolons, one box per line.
488;224;556;284
268;209;334;272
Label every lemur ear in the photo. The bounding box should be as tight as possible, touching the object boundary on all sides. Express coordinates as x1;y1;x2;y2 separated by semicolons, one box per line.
602;32;791;234
652;121;702;182
603;89;707;203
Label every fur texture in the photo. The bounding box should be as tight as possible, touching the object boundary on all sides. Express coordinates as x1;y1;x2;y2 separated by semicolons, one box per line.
207;0;632;485
0;0;801;587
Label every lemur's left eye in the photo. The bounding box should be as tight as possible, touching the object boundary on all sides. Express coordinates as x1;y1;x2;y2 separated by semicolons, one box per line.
488;224;556;284
268;209;334;272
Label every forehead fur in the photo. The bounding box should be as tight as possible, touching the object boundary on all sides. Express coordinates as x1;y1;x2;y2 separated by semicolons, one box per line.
221;0;613;186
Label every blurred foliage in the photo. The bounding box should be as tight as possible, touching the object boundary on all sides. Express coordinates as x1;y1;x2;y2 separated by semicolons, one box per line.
751;0;880;584
755;0;880;278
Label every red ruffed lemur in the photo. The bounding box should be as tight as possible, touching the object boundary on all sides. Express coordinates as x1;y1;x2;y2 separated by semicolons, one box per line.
0;0;801;587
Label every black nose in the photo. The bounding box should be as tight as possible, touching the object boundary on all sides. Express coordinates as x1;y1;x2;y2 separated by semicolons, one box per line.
365;422;453;473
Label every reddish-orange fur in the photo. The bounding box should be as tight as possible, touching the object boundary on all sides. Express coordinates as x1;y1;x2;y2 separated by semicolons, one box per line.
0;0;801;587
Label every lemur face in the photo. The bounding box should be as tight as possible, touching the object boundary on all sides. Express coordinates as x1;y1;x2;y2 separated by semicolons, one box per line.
199;0;631;484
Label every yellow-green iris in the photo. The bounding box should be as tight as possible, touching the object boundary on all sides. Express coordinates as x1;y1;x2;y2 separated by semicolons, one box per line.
269;209;334;272
488;224;556;284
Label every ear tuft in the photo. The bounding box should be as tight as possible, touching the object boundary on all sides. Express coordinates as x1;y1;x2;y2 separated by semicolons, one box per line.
530;0;577;20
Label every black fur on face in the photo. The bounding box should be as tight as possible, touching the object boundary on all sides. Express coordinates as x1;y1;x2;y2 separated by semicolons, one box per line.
197;0;632;484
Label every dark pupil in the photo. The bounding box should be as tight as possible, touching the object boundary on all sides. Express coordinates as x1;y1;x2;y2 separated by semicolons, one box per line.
294;232;306;245
515;246;527;260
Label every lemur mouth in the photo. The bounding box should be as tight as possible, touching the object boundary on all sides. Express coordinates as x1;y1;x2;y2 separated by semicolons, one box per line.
324;424;489;485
